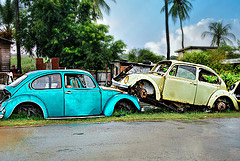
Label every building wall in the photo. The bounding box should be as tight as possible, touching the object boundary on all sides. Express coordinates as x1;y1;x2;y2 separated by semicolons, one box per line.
0;40;11;72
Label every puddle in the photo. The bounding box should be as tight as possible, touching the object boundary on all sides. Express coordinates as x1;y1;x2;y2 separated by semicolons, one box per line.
177;120;210;125
73;133;84;136
57;148;82;153
0;128;33;151
177;127;185;129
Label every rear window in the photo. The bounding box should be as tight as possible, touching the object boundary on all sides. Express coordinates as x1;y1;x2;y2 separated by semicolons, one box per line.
32;74;62;89
9;74;28;87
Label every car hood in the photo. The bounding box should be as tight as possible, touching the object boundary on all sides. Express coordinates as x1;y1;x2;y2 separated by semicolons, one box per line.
100;86;123;93
124;72;164;85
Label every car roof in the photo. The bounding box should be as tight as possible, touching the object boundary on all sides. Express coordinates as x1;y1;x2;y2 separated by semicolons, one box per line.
25;69;91;79
27;69;89;75
158;60;216;73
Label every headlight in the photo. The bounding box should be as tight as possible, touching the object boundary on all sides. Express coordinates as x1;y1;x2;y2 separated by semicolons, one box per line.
124;76;129;84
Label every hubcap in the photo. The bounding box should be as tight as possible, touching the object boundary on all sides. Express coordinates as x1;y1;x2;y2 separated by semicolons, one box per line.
217;102;227;111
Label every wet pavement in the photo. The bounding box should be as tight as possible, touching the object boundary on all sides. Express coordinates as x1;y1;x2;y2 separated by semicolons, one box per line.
0;118;240;161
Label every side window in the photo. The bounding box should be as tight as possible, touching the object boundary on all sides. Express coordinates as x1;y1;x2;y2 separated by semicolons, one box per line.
65;75;80;88
65;74;96;88
174;65;196;80
79;75;96;88
32;74;62;89
199;69;220;84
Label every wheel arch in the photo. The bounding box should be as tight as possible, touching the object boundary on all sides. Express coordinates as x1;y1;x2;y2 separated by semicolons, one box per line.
103;94;140;117
207;90;239;110
3;94;49;119
13;101;45;117
132;78;162;101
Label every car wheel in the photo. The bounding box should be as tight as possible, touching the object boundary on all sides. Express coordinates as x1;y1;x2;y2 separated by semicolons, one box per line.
214;98;231;112
115;100;137;114
17;104;43;118
131;81;155;100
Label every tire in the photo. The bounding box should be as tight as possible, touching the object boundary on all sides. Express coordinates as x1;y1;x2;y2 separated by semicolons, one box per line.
115;100;137;114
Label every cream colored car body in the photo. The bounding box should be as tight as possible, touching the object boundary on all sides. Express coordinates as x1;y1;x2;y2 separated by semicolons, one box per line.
117;60;239;110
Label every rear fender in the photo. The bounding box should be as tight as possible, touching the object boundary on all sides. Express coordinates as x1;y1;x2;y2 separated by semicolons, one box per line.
103;94;140;117
1;94;48;119
207;90;239;110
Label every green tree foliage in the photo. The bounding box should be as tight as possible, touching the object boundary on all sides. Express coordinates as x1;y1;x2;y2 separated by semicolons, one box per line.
0;0;15;39
179;50;226;72
161;0;193;48
201;21;236;47
90;0;116;18
179;45;240;88
218;42;240;59
128;48;165;63
19;0;126;70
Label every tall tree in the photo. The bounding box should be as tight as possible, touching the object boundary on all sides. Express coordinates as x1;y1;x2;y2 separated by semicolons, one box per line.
19;0;126;70
91;0;116;18
0;0;15;39
161;0;193;49
201;21;236;47
15;0;21;73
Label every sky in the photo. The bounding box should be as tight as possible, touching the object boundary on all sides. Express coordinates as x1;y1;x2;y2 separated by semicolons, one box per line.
98;0;240;57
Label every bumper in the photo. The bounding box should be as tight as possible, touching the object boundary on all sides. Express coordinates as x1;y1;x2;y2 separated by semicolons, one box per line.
0;109;5;119
112;79;129;89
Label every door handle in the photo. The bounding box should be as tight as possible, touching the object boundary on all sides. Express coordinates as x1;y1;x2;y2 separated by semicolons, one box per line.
190;82;197;85
65;91;72;94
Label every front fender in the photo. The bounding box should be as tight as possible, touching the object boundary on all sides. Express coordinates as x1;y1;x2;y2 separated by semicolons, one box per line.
207;90;239;110
1;94;49;119
103;94;140;117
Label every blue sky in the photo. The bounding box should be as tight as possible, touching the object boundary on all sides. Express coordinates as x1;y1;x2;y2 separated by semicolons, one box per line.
99;0;240;56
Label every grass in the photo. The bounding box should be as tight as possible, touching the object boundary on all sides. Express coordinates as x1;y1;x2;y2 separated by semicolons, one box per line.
11;56;35;73
0;110;240;127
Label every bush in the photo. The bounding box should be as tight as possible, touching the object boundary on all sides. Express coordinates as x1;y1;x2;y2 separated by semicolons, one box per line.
220;72;240;88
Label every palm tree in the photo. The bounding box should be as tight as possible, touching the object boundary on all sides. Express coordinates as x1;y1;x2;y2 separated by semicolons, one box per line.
0;0;15;40
164;0;170;60
15;0;21;73
161;0;193;49
201;21;236;47
90;0;116;18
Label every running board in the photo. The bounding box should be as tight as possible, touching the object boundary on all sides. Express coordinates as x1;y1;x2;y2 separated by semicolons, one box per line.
46;115;105;120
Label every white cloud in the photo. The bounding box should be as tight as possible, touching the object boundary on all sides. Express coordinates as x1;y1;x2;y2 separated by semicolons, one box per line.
144;18;228;57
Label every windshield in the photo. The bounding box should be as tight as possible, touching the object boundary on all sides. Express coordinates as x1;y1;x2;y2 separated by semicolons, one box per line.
9;74;28;87
151;62;172;74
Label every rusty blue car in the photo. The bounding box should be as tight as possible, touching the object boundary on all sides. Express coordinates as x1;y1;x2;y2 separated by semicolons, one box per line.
0;70;140;119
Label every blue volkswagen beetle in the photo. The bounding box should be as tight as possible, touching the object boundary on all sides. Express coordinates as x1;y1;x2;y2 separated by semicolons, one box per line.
0;70;140;119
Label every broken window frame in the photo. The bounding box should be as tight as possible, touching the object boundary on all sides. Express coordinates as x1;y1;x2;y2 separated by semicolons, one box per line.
169;65;196;80
198;68;221;84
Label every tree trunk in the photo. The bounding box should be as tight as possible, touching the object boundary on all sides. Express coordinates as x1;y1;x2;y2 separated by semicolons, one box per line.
180;18;184;49
165;0;170;60
15;0;22;73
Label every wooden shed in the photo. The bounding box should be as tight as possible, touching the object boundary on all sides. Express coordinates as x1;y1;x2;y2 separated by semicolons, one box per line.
0;37;14;72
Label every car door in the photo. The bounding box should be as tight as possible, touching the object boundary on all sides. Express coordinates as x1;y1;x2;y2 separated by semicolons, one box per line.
64;73;102;116
31;73;64;117
162;65;197;104
194;68;220;105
